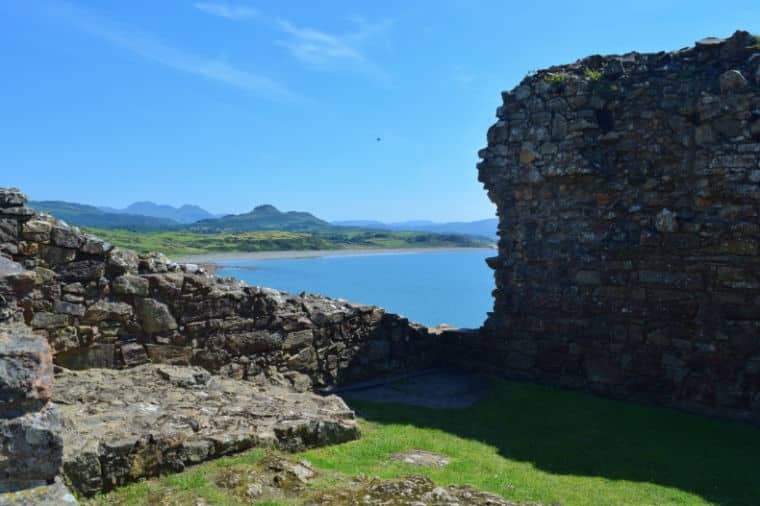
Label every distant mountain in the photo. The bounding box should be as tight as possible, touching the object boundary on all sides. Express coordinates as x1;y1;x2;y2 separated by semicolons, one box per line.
332;218;498;240
99;201;217;224
189;204;334;234
29;199;498;244
332;220;387;228
29;201;181;231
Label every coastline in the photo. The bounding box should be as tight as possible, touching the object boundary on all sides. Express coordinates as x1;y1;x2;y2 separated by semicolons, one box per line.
175;246;495;265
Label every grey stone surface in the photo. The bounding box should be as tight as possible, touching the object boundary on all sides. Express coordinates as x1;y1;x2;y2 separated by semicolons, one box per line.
0;405;63;484
0;479;77;505
53;364;360;496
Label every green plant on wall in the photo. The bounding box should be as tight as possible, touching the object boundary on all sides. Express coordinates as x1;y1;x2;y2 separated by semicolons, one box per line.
544;72;569;83
584;67;603;81
590;78;621;98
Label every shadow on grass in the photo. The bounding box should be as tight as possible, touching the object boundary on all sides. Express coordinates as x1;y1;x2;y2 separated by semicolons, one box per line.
348;379;760;506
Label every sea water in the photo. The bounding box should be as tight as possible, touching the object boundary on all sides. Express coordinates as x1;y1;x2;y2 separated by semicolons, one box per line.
216;249;494;328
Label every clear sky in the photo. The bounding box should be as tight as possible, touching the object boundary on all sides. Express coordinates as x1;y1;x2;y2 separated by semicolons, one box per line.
1;1;758;221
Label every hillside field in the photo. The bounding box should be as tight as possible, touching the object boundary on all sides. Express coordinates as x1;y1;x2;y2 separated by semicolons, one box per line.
85;227;493;258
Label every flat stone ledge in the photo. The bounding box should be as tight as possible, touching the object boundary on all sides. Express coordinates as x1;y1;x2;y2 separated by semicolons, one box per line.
53;364;360;497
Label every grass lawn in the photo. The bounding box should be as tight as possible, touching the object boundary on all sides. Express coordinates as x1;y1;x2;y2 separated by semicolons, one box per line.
88;380;760;506
84;227;492;258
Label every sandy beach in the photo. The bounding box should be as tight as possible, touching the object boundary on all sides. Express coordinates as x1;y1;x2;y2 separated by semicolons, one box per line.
175;246;495;265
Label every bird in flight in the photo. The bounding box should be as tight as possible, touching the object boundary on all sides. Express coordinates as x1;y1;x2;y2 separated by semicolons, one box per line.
376;137;381;142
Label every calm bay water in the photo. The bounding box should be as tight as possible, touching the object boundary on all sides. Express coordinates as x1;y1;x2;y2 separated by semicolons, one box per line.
216;249;494;328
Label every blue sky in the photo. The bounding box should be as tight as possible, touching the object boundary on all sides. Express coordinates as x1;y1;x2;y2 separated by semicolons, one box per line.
1;1;758;221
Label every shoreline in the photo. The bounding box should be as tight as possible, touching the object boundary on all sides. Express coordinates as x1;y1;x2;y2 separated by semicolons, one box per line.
175;246;495;265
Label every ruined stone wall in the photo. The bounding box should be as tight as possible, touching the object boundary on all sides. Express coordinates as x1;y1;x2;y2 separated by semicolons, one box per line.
0;249;76;502
0;188;444;392
477;31;760;422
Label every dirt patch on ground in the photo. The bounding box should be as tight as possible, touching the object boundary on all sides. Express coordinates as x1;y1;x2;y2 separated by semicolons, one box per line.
337;370;492;409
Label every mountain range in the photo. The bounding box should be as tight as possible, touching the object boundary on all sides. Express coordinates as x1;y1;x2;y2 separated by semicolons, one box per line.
28;200;496;240
189;205;333;234
332;219;498;240
98;201;219;224
28;201;180;231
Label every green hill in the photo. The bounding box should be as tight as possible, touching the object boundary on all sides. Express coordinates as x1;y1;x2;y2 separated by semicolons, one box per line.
85;228;492;258
28;201;181;231
189;204;334;233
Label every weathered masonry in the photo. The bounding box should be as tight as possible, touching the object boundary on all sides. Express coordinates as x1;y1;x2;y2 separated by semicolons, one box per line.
478;31;760;422
0;187;468;498
0;189;448;390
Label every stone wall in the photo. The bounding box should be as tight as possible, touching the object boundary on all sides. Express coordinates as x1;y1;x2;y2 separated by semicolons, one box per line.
478;31;760;422
0;251;76;502
2;186;468;498
0;188;446;393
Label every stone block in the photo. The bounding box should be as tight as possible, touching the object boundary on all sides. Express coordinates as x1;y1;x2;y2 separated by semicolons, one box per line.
53;301;86;317
84;300;133;323
0;188;27;208
51;224;84;249
54;344;116;370
0;405;63;483
58;260;105;282
282;330;314;352
106;249;139;277
575;270;601;285
21;220;52;242
135;298;177;335
0;220;18;244
145;344;193;366
120;342;148;367
30;312;69;330
112;274;149;297
0;327;53;414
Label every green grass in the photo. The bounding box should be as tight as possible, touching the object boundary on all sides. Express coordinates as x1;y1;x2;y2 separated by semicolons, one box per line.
84;227;492;258
87;380;760;506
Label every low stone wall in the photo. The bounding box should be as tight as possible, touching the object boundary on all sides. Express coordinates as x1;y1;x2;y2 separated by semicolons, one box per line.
2;186;466;497
0;188;446;392
477;31;760;422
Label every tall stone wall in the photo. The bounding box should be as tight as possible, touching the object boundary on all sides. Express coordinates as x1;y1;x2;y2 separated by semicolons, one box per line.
0;188;446;393
478;31;760;422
